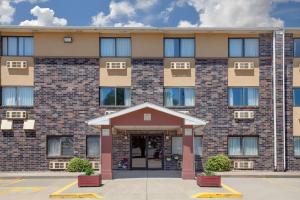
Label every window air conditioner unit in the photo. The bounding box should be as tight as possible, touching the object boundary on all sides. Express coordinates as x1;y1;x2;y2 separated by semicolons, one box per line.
233;161;254;169
170;62;191;70
106;62;126;69
91;161;100;170
6;61;28;69
234;111;254;119
49;161;68;170
234;62;254;70
105;110;116;115
6;111;27;119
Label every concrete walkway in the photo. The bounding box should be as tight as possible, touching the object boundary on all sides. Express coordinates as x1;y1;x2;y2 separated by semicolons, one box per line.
1;170;300;179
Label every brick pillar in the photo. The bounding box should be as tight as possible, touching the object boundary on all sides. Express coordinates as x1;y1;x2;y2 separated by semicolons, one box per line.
181;126;195;179
101;126;113;179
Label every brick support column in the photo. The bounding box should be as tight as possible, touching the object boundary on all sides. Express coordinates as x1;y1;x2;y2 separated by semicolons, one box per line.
181;126;195;179
101;126;113;179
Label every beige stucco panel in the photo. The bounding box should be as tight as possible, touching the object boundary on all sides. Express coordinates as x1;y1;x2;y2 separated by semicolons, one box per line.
294;107;300;136
164;58;195;87
228;58;260;87
1;32;34;36
196;33;228;58
100;58;131;87
228;34;259;38
1;57;34;86
132;33;163;58
35;32;99;57
293;58;300;86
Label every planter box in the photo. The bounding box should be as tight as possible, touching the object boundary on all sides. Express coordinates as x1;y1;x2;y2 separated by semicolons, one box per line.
78;174;102;187
197;175;221;187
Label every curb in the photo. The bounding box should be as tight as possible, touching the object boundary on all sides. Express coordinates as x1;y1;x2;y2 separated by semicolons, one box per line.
217;174;300;178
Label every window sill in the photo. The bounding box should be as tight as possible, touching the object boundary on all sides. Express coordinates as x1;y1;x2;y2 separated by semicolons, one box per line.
1;106;34;109
228;106;259;109
228;56;259;59
165;106;195;109
47;156;74;159
229;155;259;158
86;156;100;159
1;55;33;57
164;57;195;58
294;156;300;158
99;105;130;108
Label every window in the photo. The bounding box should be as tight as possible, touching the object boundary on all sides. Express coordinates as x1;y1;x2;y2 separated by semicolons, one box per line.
164;88;195;107
164;38;194;57
2;36;33;56
229;87;259;107
293;88;300;106
47;136;74;157
194;137;202;156
294;39;300;57
228;136;258;156
172;137;182;155
294;137;300;156
100;87;131;106
100;38;131;57
87;136;100;157
2;87;34;107
229;38;259;57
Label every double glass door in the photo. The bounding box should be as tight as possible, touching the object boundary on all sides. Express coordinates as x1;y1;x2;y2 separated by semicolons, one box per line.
130;135;163;169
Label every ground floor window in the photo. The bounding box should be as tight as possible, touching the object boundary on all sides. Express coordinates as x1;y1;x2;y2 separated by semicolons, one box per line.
194;137;202;156
87;135;100;157
47;136;74;157
172;136;182;155
294;137;300;156
228;136;258;156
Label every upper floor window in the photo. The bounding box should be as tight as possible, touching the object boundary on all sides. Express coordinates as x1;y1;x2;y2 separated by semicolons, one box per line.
2;87;34;107
100;38;131;57
229;38;259;57
2;36;33;56
164;38;194;57
229;87;259;107
47;136;74;157
228;136;258;156
294;39;300;57
100;87;131;106
164;87;195;107
294;137;300;156
294;88;300;106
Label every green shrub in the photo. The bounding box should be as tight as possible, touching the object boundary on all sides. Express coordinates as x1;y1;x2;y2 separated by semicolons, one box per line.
204;154;231;172
84;166;95;176
66;157;92;172
203;170;215;176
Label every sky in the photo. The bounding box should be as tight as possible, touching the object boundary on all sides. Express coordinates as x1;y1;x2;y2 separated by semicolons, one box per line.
0;0;300;27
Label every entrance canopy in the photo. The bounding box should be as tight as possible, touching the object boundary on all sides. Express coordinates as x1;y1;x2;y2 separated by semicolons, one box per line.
86;102;207;127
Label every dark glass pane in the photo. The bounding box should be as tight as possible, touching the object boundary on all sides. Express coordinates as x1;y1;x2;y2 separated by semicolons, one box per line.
101;88;115;105
180;88;185;106
116;88;125;105
101;38;115;56
229;39;243;57
244;39;259;57
61;137;74;156
229;88;243;106
294;88;300;106
164;39;180;57
171;88;180;106
294;39;300;57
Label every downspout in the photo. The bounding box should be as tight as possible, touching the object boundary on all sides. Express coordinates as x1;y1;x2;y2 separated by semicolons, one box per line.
282;29;286;171
273;30;277;171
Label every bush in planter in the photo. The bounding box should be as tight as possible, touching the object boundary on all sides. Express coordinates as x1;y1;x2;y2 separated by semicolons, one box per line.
204;154;231;172
84;166;95;176
66;157;92;172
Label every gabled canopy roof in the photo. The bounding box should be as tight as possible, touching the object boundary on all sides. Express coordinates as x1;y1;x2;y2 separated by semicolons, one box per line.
86;102;208;126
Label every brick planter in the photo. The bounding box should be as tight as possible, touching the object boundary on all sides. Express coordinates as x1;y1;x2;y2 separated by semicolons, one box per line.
197;175;221;187
78;174;102;187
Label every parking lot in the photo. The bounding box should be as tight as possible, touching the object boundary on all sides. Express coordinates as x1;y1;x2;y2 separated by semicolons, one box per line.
0;173;300;200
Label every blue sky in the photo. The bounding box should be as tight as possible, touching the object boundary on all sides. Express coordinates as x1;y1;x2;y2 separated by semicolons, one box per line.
1;0;300;27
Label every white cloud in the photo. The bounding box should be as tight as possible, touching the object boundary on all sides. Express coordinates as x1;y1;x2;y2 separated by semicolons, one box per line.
135;0;158;10
177;20;198;27
0;0;15;24
114;20;149;27
170;0;300;27
91;0;154;27
20;6;67;26
13;0;48;3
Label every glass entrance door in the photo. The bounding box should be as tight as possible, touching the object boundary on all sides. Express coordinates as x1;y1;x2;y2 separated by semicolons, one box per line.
130;135;163;169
